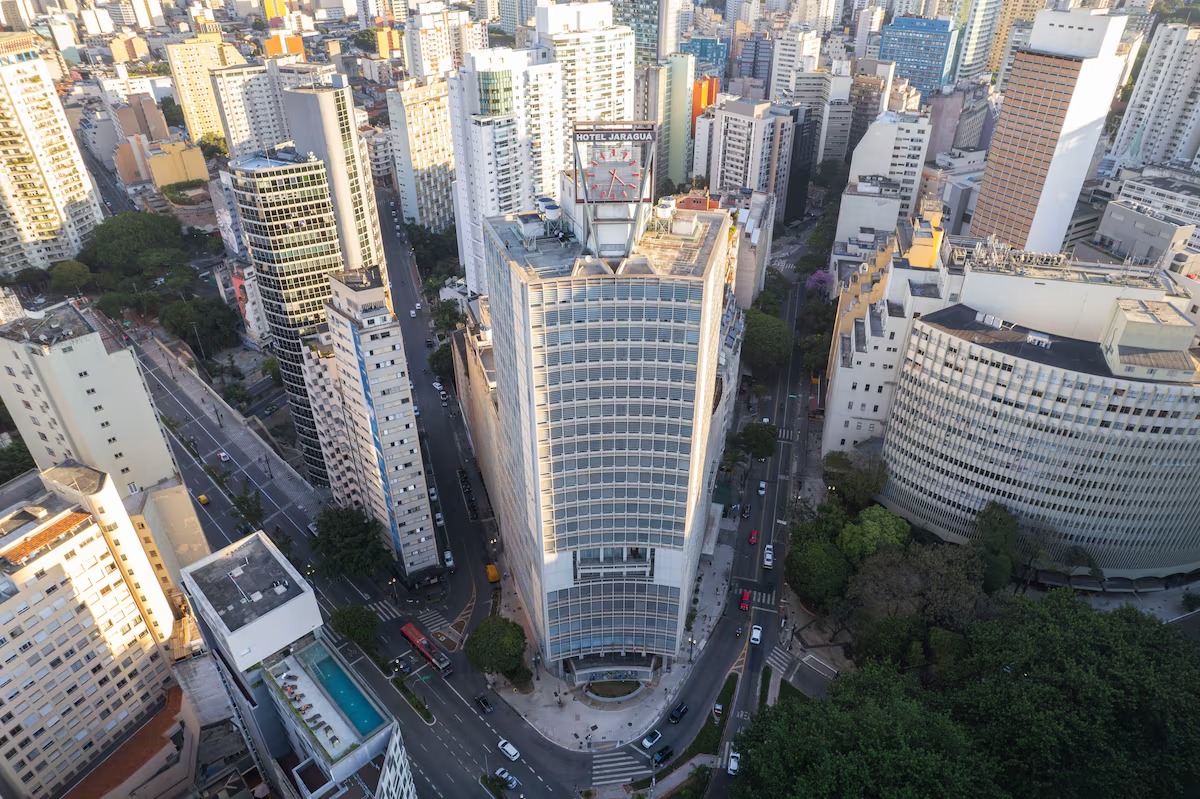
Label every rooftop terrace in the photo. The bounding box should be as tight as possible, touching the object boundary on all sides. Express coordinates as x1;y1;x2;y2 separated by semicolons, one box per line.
0;302;98;348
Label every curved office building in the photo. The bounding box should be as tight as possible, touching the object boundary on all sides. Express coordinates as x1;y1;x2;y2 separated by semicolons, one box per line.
881;302;1200;580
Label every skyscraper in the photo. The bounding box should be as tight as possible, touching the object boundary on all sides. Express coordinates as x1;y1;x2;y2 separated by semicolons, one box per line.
389;77;456;231
166;33;247;141
403;0;489;80
634;53;696;192
769;24;821;101
694;95;795;221
847;110;931;220
483;123;737;674
0;32;103;273
303;269;442;577
879;16;960;97
449;48;564;294
971;9;1126;251
954;0;1002;83
612;0;682;65
1110;24;1200;170
985;0;1044;74
228;151;343;480
211;57;337;158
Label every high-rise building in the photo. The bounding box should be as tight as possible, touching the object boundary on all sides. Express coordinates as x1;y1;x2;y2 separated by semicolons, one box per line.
954;0;1002;82
498;0;536;34
848;58;895;154
211;57;337;158
694;95;795;221
228;151;343;479
775;62;854;163
854;7;884;59
769;25;821;101
680;35;730;78
879;16;960;97
612;0;682;65
283;77;386;272
0;463;178;799
734;30;774;82
995;18;1034;91
166;33;247;141
971;9;1126;251
480;122;740;674
848;110;931;220
0;33;103;274
128;0;165;28
449;48;564;295
388;77;456;231
634;53;696;192
796;0;844;35
985;0;1045;73
1111;24;1200;171
303;269;441;577
403;0;489;80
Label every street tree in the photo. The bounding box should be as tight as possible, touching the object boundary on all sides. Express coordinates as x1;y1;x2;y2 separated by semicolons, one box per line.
973;502;1020;592
822;451;887;514
731;664;1003;799
785;536;850;610
801;333;830;373
49;260;92;294
197;132;228;159
847;543;986;634
737;422;778;460
312;507;388;578
159;298;241;355
836;505;910;563
432;299;464;332
465;616;526;675
90;213;184;274
742;308;793;374
231;484;265;529
261;356;282;386
429;343;454;382
330;605;381;649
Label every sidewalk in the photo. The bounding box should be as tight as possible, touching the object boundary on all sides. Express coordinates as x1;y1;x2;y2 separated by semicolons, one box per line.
490;541;737;752
593;755;720;799
138;330;327;521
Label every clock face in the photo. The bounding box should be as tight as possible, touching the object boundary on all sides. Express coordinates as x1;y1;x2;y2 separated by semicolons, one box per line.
582;143;646;203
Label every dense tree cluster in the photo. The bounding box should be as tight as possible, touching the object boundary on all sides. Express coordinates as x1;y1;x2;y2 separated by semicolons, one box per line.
312;507;388;578
743;309;793;375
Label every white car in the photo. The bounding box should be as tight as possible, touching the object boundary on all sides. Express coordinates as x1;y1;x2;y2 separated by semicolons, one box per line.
429;486;438;502
750;625;763;645
414;406;420;417
443;550;454;568
494;768;518;789
498;739;520;761
435;512;445;527
763;544;774;569
415;302;422;310
757;480;766;495
433;381;443;391
728;751;741;776
641;729;662;749
218;451;230;462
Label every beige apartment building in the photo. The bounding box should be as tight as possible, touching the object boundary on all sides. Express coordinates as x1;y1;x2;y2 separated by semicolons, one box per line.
388;77;455;231
166;34;246;141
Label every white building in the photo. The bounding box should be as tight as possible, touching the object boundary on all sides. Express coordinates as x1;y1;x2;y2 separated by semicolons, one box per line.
955;0;1002;83
1116;167;1200;252
970;9;1127;251
481;126;740;675
166;34;247;141
403;0;488;80
449;48;564;295
694;95;794;222
182;532;418;796
302;269;441;577
0;463;177;799
388;77;455;231
774;62;854;163
854;7;884;59
612;0;681;65
768;24;820;101
633;53;695;193
847;110;931;221
0;33;103;274
1111;24;1200;171
211;57;337;159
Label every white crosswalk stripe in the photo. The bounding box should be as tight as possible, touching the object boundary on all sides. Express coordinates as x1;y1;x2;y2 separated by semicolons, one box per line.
777;427;795;441
368;600;402;621
752;590;774;605
418;609;449;632
766;645;793;674
591;751;651;786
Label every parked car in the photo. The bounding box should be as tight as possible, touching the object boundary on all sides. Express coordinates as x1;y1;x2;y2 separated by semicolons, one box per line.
757;480;766;495
439;390;448;401
748;529;758;545
763;544;774;569
728;751;741;775
494;768;518;789
652;746;674;767
410;310;417;318
750;625;763;644
641;729;662;749
739;590;751;611
415;302;422;310
669;703;688;723
443;550;454;568
218;451;230;462
474;693;494;714
429;486;438;502
741;504;751;519
433;381;443;391
497;739;520;761
435;513;445;527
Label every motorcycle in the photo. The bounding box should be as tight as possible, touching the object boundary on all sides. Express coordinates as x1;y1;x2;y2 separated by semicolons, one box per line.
736;625;743;638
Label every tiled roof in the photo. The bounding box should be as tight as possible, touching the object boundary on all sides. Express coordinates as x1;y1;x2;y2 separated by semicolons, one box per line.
63;686;184;799
0;511;91;564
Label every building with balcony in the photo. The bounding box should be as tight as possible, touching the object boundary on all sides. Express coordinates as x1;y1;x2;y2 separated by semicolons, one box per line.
388;77;455;232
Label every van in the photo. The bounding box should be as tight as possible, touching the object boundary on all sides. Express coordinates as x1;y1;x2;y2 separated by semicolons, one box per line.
763;544;774;569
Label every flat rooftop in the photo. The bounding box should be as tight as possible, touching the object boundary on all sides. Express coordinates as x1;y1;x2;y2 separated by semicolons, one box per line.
918;304;1199;383
0;302;95;348
185;534;304;633
1117;298;1193;328
1126;174;1200;200
230;148;319;172
42;460;106;495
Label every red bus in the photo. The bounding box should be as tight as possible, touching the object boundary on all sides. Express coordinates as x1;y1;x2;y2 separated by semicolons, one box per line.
401;622;453;675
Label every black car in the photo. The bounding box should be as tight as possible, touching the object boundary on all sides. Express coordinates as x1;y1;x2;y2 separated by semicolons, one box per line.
652;746;674;767
669;702;688;723
741;504;752;519
474;693;494;714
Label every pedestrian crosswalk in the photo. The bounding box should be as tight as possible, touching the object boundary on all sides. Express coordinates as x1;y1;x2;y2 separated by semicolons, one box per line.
368;600;403;621
766;645;794;675
777;427;795;441
418;608;450;633
591;751;651;787
748;589;775;606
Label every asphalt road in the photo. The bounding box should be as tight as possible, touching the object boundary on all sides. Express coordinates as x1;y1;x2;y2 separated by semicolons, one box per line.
77;141;137;214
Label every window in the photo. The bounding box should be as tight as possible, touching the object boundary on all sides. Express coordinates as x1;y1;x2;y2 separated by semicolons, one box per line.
92;406;103;412
77;371;88;378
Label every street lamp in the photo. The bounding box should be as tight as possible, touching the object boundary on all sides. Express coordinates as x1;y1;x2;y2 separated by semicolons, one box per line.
261;455;273;479
387;577;398;601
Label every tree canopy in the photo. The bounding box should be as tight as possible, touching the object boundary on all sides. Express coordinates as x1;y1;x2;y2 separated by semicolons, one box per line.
49;260;92;294
743;308;793;375
197;132;227;159
429;343;454;382
160;97;184;128
89;213;184;274
432;299;464;332
0;440;35;483
837;505;910;563
231;484;265;530
737;422;777;460
330;605;380;649
822;451;887;514
159;298;241;356
974;502;1019;592
785;536;851;610
312;507;388;578
465;616;527;676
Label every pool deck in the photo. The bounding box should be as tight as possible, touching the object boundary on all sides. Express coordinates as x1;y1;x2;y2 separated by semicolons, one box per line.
269;651;366;763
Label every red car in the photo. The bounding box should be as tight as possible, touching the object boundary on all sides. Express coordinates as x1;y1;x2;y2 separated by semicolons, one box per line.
748;529;759;545
739;590;751;611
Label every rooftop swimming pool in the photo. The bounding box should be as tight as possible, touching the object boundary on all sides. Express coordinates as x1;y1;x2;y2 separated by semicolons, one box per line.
300;642;385;736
